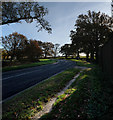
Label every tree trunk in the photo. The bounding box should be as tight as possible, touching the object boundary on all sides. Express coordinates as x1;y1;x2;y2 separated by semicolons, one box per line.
95;49;99;64
44;53;47;58
65;54;67;59
77;50;80;59
54;53;56;58
95;30;99;63
86;52;89;60
90;51;94;61
10;55;14;62
54;49;57;58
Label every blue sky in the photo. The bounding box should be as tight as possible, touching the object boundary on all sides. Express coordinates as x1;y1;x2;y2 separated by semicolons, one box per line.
1;2;111;48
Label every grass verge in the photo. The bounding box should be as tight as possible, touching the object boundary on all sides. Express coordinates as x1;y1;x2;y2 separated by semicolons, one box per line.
71;59;95;68
40;63;113;120
2;59;57;72
2;68;80;119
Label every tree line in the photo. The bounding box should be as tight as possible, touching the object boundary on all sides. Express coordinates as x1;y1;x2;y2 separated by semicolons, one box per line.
2;32;60;62
60;10;113;63
1;2;113;63
1;2;59;63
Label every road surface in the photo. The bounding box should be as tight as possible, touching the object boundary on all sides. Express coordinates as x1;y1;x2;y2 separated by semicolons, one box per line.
2;60;76;100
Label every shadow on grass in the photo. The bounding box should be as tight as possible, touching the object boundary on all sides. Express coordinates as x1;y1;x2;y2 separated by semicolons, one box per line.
40;66;113;120
2;68;80;119
70;59;95;68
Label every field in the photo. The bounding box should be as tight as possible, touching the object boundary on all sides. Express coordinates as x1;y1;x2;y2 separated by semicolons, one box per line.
2;59;57;72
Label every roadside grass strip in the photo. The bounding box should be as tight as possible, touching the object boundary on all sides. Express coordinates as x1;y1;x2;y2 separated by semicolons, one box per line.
2;68;80;119
40;64;112;120
71;59;95;68
33;70;83;120
2;59;57;72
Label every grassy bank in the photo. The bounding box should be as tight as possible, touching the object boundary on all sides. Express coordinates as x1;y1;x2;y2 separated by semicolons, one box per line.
71;59;95;68
2;68;80;119
2;59;57;72
40;61;113;120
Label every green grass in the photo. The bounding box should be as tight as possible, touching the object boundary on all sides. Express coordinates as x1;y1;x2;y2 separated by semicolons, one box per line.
40;64;113;120
2;68;80;119
39;59;51;61
71;59;95;68
2;59;57;72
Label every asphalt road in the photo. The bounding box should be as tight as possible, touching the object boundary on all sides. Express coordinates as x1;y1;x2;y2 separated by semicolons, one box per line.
2;60;76;100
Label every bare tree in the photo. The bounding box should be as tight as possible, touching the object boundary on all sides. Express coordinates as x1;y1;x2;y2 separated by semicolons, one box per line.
53;44;60;58
42;42;54;58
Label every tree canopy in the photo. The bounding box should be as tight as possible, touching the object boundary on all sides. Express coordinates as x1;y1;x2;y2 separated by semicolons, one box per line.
42;42;54;58
2;32;57;61
2;32;43;62
53;44;60;58
2;32;28;61
70;10;113;62
2;2;52;33
25;39;42;62
60;44;73;58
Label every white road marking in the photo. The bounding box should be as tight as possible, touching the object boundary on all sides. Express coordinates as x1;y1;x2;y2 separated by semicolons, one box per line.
3;69;43;80
1;70;65;104
3;61;62;80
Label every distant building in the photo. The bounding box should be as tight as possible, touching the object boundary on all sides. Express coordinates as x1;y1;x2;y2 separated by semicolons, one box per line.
111;0;113;18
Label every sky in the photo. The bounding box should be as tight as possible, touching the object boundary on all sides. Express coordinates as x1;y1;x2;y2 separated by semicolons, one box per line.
1;2;112;49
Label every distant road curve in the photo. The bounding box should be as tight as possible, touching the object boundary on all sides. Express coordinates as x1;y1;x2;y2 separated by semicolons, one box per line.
2;60;76;100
